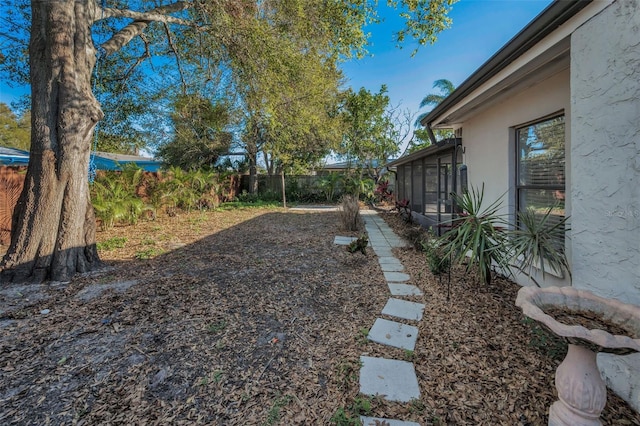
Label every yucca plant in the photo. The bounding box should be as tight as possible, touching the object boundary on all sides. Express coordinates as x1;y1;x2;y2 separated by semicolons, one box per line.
439;184;511;285
509;206;571;286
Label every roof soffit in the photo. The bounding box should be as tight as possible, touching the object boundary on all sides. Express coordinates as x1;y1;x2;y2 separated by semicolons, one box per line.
422;0;613;129
433;38;570;128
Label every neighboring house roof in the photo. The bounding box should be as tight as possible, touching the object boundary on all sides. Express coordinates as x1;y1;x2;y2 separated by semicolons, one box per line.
420;0;599;130
0;147;30;166
91;151;162;172
321;159;390;171
0;147;162;172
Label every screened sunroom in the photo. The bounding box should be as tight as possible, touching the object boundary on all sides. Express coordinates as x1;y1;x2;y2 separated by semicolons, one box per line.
388;138;465;234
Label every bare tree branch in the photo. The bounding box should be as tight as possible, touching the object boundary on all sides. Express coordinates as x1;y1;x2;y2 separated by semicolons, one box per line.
100;5;193;27
163;22;187;95
99;1;195;56
120;34;152;82
385;103;417;157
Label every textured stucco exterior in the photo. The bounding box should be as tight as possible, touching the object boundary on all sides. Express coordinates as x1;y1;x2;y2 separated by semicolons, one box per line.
571;0;640;411
462;69;571;288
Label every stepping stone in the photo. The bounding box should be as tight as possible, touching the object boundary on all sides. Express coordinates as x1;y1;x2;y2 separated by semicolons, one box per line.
378;256;402;266
368;318;418;350
359;356;420;402
382;298;425;321
373;247;394;258
384;271;410;282
360;417;421;426
334;236;357;245
369;242;390;250
76;280;139;302
388;283;423;297
368;234;387;242
379;262;404;273
387;238;409;248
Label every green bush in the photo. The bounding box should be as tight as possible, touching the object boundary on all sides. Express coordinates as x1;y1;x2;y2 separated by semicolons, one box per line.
318;173;343;202
343;174;375;201
91;179;148;229
91;167;244;229
422;235;450;276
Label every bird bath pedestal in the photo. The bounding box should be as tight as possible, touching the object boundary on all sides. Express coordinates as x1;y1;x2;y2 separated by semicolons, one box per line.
516;286;640;426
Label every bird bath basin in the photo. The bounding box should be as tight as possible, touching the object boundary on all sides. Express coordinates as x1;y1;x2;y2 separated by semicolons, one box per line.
516;286;640;426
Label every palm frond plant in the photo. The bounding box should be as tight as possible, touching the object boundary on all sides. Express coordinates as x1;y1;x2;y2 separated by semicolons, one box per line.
343;173;375;201
119;163;145;192
318;173;343;202
509;206;571;286
439;184;511;285
91;176;148;229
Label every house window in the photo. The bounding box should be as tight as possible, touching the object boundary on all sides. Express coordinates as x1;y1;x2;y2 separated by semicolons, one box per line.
516;114;565;238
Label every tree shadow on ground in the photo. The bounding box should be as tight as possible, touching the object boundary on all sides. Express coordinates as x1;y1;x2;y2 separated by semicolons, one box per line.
0;209;389;425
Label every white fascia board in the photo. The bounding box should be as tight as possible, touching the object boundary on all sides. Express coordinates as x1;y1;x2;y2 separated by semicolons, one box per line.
430;0;613;128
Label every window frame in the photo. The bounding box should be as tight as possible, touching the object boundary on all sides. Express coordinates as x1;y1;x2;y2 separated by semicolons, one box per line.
515;112;566;216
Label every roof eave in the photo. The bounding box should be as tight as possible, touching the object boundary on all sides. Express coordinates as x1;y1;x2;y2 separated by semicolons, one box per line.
419;0;592;128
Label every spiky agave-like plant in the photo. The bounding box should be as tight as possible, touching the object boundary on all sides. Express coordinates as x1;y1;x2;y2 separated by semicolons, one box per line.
509;206;570;286
439;184;511;285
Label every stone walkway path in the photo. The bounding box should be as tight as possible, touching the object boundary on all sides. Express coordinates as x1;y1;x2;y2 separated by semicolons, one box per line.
334;210;425;426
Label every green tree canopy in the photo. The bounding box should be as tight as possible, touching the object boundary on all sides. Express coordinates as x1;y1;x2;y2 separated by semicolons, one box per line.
157;94;233;170
0;103;30;151
338;85;399;178
0;0;457;283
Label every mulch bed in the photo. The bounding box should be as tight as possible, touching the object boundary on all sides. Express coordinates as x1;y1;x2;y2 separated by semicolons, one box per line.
0;206;638;425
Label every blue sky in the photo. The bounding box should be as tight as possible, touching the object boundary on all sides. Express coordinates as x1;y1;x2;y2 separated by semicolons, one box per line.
1;1;552;120
341;0;552;121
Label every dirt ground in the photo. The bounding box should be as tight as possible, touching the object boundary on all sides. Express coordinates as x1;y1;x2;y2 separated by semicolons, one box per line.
0;206;639;425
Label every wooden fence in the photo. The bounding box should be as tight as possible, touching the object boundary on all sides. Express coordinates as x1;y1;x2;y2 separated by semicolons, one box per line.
0;167;26;245
0;168;243;246
240;174;325;195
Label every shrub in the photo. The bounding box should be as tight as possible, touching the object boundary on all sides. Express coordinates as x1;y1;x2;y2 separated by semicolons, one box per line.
339;194;361;231
91;178;149;229
439;184;510;285
343;174;374;201
318;173;343;202
422;234;450;276
374;179;394;203
509;205;571;285
346;234;368;255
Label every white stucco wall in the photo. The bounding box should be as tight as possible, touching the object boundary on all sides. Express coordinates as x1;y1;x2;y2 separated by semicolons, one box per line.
571;0;640;412
462;69;571;287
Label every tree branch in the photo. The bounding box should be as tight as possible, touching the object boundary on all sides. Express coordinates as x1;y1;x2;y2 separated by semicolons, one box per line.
163;23;187;95
99;1;195;56
120;34;152;82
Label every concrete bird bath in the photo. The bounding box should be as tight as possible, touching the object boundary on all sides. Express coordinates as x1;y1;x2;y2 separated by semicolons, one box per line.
516;286;640;426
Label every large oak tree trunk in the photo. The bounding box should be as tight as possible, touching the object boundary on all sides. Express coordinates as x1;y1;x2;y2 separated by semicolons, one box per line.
0;0;103;283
